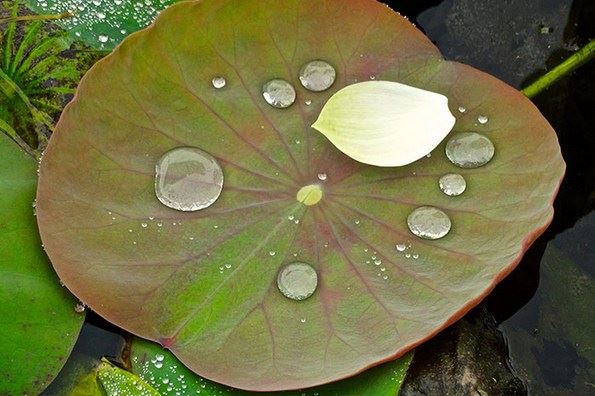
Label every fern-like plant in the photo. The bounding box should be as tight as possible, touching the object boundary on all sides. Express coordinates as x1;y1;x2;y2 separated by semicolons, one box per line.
0;1;80;155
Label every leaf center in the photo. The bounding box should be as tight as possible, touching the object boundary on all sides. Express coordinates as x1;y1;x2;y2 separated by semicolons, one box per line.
296;184;323;206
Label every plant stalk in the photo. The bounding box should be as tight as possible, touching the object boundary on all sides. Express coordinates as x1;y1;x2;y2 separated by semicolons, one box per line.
522;39;595;98
0;12;74;24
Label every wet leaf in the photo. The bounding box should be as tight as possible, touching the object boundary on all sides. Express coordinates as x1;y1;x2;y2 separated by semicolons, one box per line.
131;338;413;396
36;0;565;391
97;358;160;396
0;133;84;394
24;0;178;50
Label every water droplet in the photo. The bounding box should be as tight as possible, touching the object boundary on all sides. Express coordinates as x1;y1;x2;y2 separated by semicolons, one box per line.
477;115;489;124
262;79;296;108
155;354;164;362
412;253;420;259
155;147;224;211
354;219;360;225
374;259;382;265
212;76;226;89
395;243;407;252
445;132;495;168
407;206;452;240
277;262;318;301
299;60;336;92
458;106;466;113
224;263;232;269
300;318;306;323
74;303;86;313
305;99;312;106
382;275;388;280
269;251;276;256
317;173;327;181
288;215;295;221
141;222;148;228
439;173;467;196
154;361;163;369
405;253;411;258
98;34;109;43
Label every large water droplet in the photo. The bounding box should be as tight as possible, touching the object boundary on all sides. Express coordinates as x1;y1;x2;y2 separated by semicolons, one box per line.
445;132;495;168
277;262;318;301
155;147;224;211
439;173;467;196
262;79;296;108
299;60;336;92
407;206;451;240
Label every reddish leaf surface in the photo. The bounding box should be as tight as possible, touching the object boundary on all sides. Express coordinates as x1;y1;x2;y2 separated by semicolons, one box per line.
36;0;565;391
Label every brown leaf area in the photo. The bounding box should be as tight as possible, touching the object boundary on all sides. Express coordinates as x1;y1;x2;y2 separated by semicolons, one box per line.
36;0;564;391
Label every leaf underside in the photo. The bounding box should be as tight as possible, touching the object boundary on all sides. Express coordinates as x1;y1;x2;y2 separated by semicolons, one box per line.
36;0;565;391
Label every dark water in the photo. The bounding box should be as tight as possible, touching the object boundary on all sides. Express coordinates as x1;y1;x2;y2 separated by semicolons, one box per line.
46;1;595;394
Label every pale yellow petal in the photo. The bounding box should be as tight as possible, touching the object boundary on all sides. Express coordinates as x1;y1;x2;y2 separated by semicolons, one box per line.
312;81;456;167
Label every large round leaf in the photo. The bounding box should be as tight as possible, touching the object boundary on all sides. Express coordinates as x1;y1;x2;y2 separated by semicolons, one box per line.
36;0;565;391
0;133;84;394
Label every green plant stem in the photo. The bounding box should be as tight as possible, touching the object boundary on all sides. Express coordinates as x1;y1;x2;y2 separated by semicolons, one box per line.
0;12;74;24
522;39;595;98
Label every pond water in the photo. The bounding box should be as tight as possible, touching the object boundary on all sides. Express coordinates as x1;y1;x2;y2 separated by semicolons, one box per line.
44;0;594;394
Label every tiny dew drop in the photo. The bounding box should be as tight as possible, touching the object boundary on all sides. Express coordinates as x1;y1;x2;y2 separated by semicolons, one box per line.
458;106;466;113
277;262;318;301
299;60;336;92
395;243;407;252
262;79;296;108
155;147;224;211
317;173;327;181
407;206;452;240
478;115;489;124
439;173;467;196
445;132;495;169
211;76;226;89
98;34;108;43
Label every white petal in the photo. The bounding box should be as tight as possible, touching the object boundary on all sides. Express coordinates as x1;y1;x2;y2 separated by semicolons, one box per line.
311;81;456;167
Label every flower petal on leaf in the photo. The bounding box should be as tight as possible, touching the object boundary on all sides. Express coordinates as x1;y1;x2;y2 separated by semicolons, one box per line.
312;81;456;167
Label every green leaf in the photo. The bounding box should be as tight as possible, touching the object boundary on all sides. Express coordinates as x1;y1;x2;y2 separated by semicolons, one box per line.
131;338;412;396
0;133;84;394
24;0;179;50
98;358;160;396
36;0;564;391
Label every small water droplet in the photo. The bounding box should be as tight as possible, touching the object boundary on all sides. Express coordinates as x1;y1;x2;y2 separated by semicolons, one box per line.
155;354;164;362
354;220;360;225
439;173;467;196
405;253;411;258
407;206;452;240
277;262;318;301
141;222;148;228
211;76;226;89
317;173;327;181
300;318;306;323
224;263;232;269
288;215;295;221
477;115;489;124
155;147;224;211
98;34;109;43
445;132;495;168
412;253;420;259
269;251;276;256
304;99;312;106
374;259;382;265
395;244;407;252
74;303;86;313
299;60;336;92
458;106;466;113
262;79;296;108
154;361;163;369
382;275;388;280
